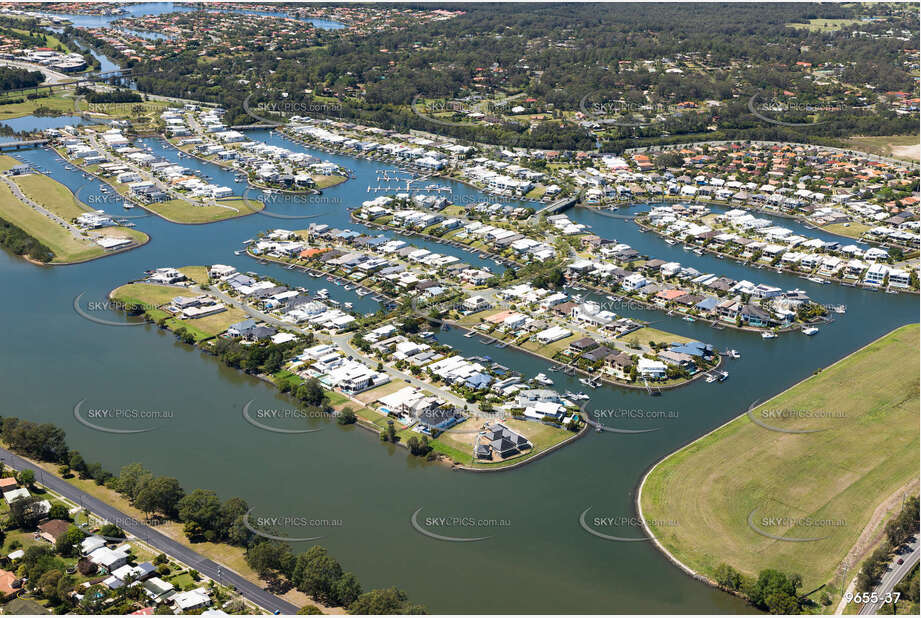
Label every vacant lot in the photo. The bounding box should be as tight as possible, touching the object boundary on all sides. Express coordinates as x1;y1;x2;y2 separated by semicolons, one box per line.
640;324;919;595
145;196;264;224
111;283;246;341
848;135;920;162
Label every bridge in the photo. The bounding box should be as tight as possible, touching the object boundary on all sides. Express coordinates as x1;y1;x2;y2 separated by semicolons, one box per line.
0;68;136;97
0;139;50;151
535;195;579;216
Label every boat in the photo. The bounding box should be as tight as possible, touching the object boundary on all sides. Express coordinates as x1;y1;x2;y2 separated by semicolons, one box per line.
705;373;717;383
242;239;254;245
579;377;601;389
533;373;554;386
802;327;819;336
355;289;369;297
725;349;740;359
683;316;695;322
717;371;729;382
692;248;703;256
234;250;243;256
123;201;134;209
832;305;846;314
605;295;617;302
464;331;474;338
664;238;677;245
761;331;777;339
343;285;353;291
316;288;329;299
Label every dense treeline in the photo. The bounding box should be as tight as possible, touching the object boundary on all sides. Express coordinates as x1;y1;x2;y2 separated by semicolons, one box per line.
76;3;918;150
0;414;425;613
77;87;143;104
0;217;54;262
714;564;811;613
0;66;44;92
246;542;425;614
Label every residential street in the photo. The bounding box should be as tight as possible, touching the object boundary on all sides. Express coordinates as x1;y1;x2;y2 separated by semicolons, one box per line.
0;446;298;615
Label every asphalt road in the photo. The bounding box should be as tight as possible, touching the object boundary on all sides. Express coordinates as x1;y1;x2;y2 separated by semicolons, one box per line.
0;446;298;615
858;539;920;615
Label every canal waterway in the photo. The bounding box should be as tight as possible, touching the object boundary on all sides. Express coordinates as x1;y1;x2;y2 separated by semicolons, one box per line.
1;22;918;611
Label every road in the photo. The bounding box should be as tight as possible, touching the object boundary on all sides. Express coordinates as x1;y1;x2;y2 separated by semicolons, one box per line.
1;173;87;240
0;446;299;615
858;539;920;615
0;59;70;85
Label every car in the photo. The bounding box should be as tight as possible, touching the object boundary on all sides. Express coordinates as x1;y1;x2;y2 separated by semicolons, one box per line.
897;558;904;565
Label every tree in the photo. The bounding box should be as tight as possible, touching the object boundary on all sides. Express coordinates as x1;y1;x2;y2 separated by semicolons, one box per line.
348;587;425;615
22;545;63;582
134;476;184;518
99;523;125;539
17;469;34;486
714;563;743;591
335;572;363;607
56;525;87;557
246;541;291;579
746;569;801;614
47;504;69;520
293;546;343;605
297;378;329;408
9;495;44;529
337;407;357;425
177;489;222;531
117;463;153;501
299;605;323;615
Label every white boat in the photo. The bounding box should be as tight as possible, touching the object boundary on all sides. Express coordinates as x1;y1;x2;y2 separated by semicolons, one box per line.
605;295;617;302
316;288;329;299
802;327;819;336
234;250;243;256
123;201;134;209
579;377;601;389
705;373;717;383
692;248;703;256
533;373;554;386
726;349;740;359
683;316;695;322
807;276;827;284
664;238;677;245
344;302;353;309
761;331;777;339
355;289;369;297
464;331;474;338
717;371;729;382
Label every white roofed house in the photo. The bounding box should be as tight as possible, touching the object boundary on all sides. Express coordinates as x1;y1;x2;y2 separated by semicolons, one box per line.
862;262;889;287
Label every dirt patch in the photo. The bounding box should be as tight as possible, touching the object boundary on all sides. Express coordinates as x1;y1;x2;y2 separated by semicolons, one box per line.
890;143;920;161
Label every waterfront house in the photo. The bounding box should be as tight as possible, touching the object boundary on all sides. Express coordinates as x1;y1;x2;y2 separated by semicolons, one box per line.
604;352;635;381
637;357;668;380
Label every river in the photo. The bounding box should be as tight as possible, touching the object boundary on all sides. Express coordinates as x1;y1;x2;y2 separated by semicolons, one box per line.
2;11;919;612
2;119;918;613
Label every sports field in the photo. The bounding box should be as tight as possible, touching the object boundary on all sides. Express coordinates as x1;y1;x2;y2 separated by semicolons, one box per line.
640;324;919;596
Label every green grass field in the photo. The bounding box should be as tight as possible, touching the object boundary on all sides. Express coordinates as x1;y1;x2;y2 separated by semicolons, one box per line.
143;197;264;224
111;283;247;341
640;324;919;597
0;173;147;263
847;135;920;162
0;94;77;120
626;327;696;346
785;18;863;31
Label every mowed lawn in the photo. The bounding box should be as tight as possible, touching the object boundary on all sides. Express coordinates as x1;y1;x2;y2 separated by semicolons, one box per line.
0;182;102;263
145;197;263;224
111;282;246;341
14;173;89;220
640;324;919;592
